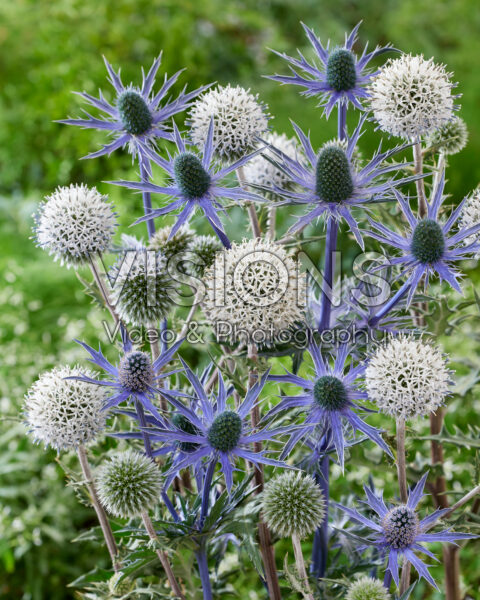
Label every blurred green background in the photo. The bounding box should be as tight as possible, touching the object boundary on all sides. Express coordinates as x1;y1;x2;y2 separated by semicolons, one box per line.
1;0;479;598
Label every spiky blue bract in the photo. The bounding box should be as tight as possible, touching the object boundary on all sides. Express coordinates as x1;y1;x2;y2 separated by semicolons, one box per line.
339;473;477;589
267;116;420;248
365;170;480;306
266;343;392;468
58;54;209;172
268;22;396;116
144;363;293;492
111;120;265;247
71;326;183;422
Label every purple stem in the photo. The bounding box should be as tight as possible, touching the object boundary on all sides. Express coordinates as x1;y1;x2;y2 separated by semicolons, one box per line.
200;459;216;527
368;279;411;328
195;548;213;600
140;160;156;239
318;218;339;331
311;453;330;576
337;103;347;140
383;569;392;590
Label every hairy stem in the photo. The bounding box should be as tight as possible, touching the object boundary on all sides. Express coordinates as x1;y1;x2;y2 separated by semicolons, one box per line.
77;445;120;572
89;254;120;326
140;160;156;239
413;141;427;218
141;511;186;599
237;166;262;238
291;533;314;600
396;418;410;594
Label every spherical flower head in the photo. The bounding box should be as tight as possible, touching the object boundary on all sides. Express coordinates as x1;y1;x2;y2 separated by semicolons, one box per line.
243;132;299;196
97;450;162;518
315;142;354;203
189;235;222;277
427;116;468;155
189;85;269;160
460;186;480;257
148;225;194;260
262;471;325;539
118;351;154;392
34;184;117;268
411;219;446;264
366;336;451;419
111;250;177;326
202;238;305;345
117;89;153;136
382;505;419;549
24;366;107;451
346;576;391;600
369;54;456;139
313;375;348;410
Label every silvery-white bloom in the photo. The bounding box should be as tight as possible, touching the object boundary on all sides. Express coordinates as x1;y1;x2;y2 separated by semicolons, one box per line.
189;84;269;160
346;576;391;600
366;336;451;419
97;450;162;518
369;54;456;139
24;366;108;451
243;132;298;195
460;186;480;257
262;471;325;538
34;184;117;268
202;238;305;344
427;116;468;155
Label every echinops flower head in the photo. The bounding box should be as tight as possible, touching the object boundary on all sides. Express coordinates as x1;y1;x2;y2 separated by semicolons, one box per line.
34;184;117;268
24;366;108;451
189;84;269;160
370;54;457;139
346;577;391;600
427;116;468;155
365;336;451;419
97;450;162;518
148;224;194;260
262;471;325;538
188;235;222;277
460;186;480;257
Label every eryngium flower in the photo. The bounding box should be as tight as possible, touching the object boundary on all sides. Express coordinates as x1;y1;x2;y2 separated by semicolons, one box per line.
346;577;391;600
460;186;480;257
34;184;117;268
202;238;306;344
369;54;457;139
365;172;480;305
366;336;451;419
97;450;162;517
24;366;107;451
111;248;177;326
269;23;396;116
243;132;299;197
262;471;325;538
59;55;208;169
339;473;476;589
427;116;468;155
189;84;269;160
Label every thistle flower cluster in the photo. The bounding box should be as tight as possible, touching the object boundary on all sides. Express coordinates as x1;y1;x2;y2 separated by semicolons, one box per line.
427;115;468;155
346;577;391;600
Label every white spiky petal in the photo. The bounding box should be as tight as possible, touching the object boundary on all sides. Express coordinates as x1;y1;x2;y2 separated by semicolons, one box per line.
346;576;391;600
366;336;451;419
189;84;269;159
24;365;108;451
97;450;162;518
369;54;456;139
35;184;117;268
243;132;298;194
460;187;480;257
202;238;305;344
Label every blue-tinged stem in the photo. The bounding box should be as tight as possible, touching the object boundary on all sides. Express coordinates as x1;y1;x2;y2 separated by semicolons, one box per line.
318;218;339;331
368;279;411;328
383;569;392;590
337;103;347;140
195;548;213;600
200;459;216;527
311;454;330;577
140;160;156;239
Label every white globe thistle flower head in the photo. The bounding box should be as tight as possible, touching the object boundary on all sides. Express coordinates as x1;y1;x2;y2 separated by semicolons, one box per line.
427;116;468;155
189;84;270;160
460;186;480;258
369;54;457;140
34;184;117;268
97;450;162;518
365;336;452;419
24;365;108;452
202;238;306;345
346;576;391;600
243;131;299;198
262;471;325;539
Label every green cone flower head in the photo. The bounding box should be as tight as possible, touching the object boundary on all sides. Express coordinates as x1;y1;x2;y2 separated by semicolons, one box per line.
189;235;222;277
148;225;194;260
427;116;468;155
97;450;162;518
346;576;391;600
262;471;325;538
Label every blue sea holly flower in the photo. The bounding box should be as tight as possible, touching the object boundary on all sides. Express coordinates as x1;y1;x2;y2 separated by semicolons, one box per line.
269;116;419;248
71;328;184;422
269;23;397;116
365;171;480;306
146;364;292;492
266;343;392;468
339;473;477;589
112;121;265;248
60;54;209;170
